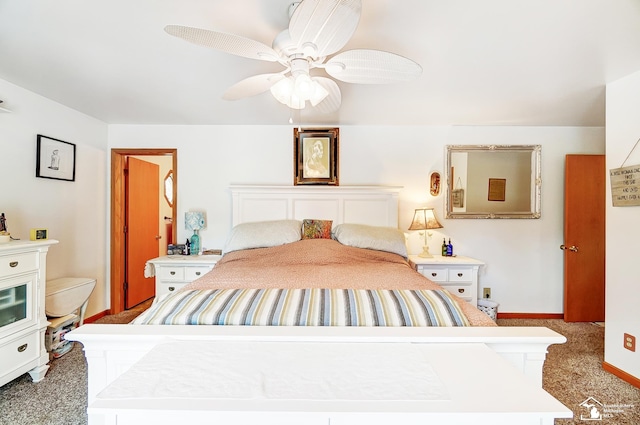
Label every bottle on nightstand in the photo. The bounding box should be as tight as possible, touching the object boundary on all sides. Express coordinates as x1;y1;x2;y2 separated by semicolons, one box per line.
441;238;447;256
446;238;453;256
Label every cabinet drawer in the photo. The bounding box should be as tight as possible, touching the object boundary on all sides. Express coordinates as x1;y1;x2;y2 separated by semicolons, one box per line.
448;268;473;282
157;282;187;298
157;267;185;281
0;330;38;379
185;266;213;281
419;268;448;282
0;252;38;277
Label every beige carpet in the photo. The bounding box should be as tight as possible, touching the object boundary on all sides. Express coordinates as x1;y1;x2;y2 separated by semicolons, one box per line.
497;318;639;424
0;308;638;424
0;300;153;425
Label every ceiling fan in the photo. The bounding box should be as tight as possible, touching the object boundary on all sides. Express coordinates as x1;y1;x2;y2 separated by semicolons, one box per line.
164;0;422;113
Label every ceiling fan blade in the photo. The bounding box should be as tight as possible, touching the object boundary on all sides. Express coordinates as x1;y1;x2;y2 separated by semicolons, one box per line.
223;73;286;100
289;0;361;57
164;25;279;62
310;77;341;114
326;49;422;84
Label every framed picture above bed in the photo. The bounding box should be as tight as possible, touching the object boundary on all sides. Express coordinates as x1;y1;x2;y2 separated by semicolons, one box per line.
294;127;339;185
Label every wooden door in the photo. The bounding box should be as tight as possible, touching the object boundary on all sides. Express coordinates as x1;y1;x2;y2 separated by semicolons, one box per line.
563;155;605;322
125;157;159;308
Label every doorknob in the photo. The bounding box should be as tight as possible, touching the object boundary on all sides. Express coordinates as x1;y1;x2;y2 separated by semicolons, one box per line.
560;244;579;252
155;235;162;240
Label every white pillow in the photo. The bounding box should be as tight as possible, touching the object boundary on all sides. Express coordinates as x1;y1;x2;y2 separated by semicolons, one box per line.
333;223;408;258
223;220;302;254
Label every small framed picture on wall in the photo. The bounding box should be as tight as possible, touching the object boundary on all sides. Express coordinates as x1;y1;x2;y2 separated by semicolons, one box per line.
36;134;76;182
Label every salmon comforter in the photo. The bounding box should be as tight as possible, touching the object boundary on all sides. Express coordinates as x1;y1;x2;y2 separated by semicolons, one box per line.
133;239;496;327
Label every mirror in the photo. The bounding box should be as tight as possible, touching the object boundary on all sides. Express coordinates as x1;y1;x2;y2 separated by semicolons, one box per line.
163;170;174;207
445;145;541;219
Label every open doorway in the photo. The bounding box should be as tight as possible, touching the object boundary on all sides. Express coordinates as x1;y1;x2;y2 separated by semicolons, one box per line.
110;148;177;314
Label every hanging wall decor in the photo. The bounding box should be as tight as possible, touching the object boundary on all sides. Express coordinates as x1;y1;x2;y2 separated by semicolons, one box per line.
609;137;640;207
430;172;441;196
294;128;339;186
452;177;464;208
36;134;76;182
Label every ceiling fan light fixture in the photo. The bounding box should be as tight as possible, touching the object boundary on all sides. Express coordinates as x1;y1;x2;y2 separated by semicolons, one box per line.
309;79;329;106
270;77;294;105
293;73;314;98
288;92;306;110
271;74;327;110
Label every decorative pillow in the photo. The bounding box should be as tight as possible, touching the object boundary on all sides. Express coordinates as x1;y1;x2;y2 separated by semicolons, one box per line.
222;220;301;254
302;219;333;239
333;223;408;258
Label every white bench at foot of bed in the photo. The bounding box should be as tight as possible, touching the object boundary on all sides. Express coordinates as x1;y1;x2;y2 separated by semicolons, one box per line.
67;324;566;411
87;339;572;425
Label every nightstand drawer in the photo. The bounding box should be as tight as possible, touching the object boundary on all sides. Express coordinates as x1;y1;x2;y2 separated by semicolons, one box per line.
185;266;213;281
419;268;448;282
157;282;187;297
444;286;473;302
448;268;473;282
409;255;483;308
157;267;185;281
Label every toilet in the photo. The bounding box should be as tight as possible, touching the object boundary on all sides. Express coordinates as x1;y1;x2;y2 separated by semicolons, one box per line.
45;277;96;325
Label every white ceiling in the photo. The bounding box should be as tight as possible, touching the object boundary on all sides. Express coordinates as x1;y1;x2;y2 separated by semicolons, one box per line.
1;0;639;127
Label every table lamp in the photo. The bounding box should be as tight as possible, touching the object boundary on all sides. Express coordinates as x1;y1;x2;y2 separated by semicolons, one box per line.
185;211;206;255
408;208;443;258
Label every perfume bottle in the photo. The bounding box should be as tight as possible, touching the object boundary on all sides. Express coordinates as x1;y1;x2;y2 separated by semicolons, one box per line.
446;238;453;256
441;238;447;256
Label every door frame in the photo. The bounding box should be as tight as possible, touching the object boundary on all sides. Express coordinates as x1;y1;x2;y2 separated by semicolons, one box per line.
110;148;177;314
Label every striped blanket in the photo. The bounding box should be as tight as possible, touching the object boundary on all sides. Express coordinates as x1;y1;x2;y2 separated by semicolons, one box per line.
131;288;470;327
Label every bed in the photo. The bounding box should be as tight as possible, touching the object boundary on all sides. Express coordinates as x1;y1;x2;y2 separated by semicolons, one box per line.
67;185;571;424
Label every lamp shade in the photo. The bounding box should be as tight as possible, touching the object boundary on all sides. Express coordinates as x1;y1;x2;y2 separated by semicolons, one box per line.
185;211;206;231
408;208;443;231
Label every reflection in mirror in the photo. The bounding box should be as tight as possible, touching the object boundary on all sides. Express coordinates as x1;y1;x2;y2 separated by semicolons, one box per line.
446;145;541;219
164;170;174;207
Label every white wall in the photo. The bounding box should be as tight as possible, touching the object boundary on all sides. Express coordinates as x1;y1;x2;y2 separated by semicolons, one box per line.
0;78;108;318
605;70;640;380
109;124;604;314
0;78;607;318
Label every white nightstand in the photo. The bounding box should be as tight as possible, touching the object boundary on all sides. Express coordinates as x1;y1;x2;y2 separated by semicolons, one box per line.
147;255;221;298
409;255;484;307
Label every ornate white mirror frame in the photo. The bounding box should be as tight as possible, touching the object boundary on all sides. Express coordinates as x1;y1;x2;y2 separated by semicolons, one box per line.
445;145;541;219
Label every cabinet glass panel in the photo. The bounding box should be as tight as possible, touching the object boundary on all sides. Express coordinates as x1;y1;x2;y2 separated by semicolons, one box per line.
0;284;27;328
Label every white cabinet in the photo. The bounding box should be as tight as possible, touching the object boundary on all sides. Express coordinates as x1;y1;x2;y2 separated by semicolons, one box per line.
409;255;483;307
0;239;58;387
147;255;221;298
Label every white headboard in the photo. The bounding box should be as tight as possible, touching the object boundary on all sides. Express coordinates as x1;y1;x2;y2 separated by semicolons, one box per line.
230;185;401;228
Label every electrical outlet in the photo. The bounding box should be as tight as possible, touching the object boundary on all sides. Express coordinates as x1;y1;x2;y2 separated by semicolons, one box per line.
483;288;491;299
624;333;636;352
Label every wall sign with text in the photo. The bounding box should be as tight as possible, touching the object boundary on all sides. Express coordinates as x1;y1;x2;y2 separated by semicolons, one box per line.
610;164;640;207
